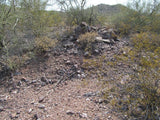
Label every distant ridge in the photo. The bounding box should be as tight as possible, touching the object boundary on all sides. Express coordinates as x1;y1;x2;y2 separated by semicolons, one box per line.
90;4;127;16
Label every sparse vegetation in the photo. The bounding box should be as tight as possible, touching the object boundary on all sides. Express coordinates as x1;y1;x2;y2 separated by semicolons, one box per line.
34;36;57;54
78;32;98;55
0;0;160;119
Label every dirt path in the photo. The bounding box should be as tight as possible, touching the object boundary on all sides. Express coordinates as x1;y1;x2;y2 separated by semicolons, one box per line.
0;71;120;120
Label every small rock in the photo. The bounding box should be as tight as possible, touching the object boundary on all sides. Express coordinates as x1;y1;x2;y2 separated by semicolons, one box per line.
17;81;22;86
66;110;75;115
65;60;71;65
94;49;99;54
32;114;38;120
10;112;18;119
41;82;46;86
108;116;112;119
79;113;87;118
77;74;81;78
77;70;81;74
12;89;18;94
74;64;79;69
84;52;89;57
73;50;78;55
21;77;28;82
41;77;47;83
93;117;100;120
28;108;33;113
38;104;45;109
81;73;86;78
0;106;4;112
38;96;45;103
83;92;96;97
31;80;37;84
95;99;109;104
96;37;111;44
86;98;90;101
64;42;74;48
102;39;111;44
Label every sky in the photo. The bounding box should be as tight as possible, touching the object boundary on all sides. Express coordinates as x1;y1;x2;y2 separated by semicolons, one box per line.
46;0;129;11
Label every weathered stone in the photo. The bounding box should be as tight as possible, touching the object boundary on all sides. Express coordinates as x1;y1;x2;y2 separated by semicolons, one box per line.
94;49;99;54
32;114;38;120
79;113;87;118
41;76;47;83
84;51;90;57
21;77;28;82
83;92;96;97
39;96;45;103
93;117;100;120
10;112;18;119
96;37;111;44
38;104;45;109
66;110;75;115
31;80;37;84
65;60;71;65
0;106;4;112
17;81;22;86
64;42;74;48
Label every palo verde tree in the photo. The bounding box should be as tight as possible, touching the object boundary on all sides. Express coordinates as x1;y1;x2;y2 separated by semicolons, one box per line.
56;0;96;26
0;0;18;50
19;0;48;36
113;0;160;35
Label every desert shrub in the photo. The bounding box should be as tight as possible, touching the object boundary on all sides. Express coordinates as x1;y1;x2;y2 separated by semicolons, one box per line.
34;36;57;54
103;32;160;119
78;32;98;55
113;0;160;35
19;0;48;37
81;32;160;119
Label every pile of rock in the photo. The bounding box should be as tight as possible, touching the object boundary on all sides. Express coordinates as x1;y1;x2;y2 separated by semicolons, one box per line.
74;22;120;43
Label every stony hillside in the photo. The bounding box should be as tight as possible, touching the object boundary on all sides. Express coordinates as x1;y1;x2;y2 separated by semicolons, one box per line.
90;4;127;16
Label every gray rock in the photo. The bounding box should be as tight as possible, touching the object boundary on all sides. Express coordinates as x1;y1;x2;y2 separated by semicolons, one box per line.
10;112;18;119
28;108;33;113
84;51;90;57
79;113;87;118
38;104;45;109
0;106;4;112
65;60;71;65
96;37;111;44
66;110;75;115
21;77;28;82
94;49;99;54
93;117;100;120
83;92;96;97
39;96;45;103
33;114;38;120
31;80;37;84
64;42;74;48
41;76;47;83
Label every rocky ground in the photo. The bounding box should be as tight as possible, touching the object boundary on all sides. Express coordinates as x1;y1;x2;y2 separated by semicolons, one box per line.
0;23;130;120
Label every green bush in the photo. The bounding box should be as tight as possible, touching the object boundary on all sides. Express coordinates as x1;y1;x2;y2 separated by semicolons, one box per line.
78;32;98;55
34;36;57;54
105;32;160;119
113;0;160;35
82;32;160;119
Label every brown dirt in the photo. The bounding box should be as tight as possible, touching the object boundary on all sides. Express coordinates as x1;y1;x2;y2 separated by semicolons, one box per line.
0;37;128;120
